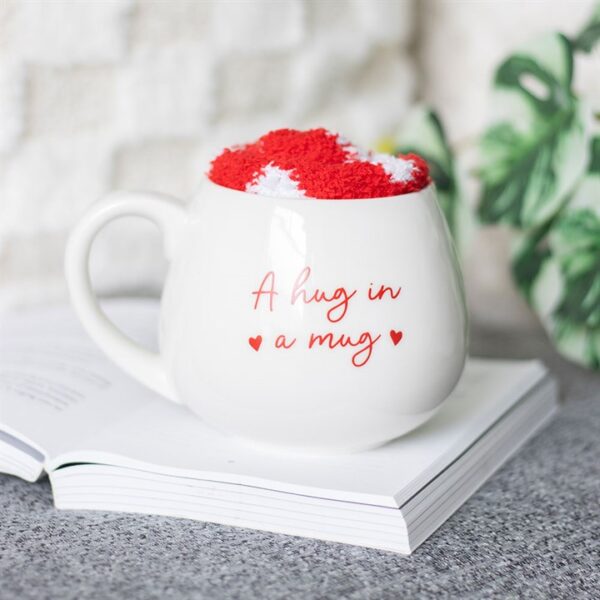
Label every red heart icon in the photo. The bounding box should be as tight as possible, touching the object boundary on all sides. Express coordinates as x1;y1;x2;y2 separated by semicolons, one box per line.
248;335;263;352
390;330;403;346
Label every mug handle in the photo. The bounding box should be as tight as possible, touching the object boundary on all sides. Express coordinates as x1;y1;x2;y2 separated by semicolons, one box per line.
64;191;187;403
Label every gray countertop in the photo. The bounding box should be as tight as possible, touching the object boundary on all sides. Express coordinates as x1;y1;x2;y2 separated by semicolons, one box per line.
1;326;599;599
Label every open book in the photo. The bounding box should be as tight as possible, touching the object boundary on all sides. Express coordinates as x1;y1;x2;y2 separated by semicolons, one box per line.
0;300;558;555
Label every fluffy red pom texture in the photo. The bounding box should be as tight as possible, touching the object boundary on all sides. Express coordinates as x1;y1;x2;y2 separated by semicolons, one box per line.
208;128;430;199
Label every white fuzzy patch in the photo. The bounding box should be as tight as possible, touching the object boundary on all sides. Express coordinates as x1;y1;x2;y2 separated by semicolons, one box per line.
336;134;370;162
369;153;414;182
246;163;305;198
343;144;371;162
341;139;415;184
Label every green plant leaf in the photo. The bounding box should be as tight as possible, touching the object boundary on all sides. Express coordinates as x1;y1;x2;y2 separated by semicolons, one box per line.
511;222;552;302
573;2;600;53
527;138;600;369
478;33;589;228
381;106;471;254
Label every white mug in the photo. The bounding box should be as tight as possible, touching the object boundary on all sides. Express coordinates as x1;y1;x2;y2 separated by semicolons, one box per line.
65;178;468;453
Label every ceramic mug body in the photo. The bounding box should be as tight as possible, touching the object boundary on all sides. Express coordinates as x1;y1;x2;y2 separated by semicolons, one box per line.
66;178;468;453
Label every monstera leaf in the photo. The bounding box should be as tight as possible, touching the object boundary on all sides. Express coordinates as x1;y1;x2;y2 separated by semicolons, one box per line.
573;2;600;53
479;33;589;228
379;106;470;252
519;138;600;369
512;221;553;303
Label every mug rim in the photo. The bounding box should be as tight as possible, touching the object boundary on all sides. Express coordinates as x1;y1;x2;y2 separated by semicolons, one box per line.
202;176;435;204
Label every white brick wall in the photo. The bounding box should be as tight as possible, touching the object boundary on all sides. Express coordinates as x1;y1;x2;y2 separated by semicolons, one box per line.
0;0;596;328
213;0;305;53
0;57;25;154
1;133;115;235
8;0;132;65
117;42;217;139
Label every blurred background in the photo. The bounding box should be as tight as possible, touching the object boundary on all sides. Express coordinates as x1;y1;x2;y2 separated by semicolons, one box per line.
0;0;598;365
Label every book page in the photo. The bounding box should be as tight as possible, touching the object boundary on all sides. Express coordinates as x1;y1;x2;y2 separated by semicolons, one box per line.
47;356;550;508
0;299;162;460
